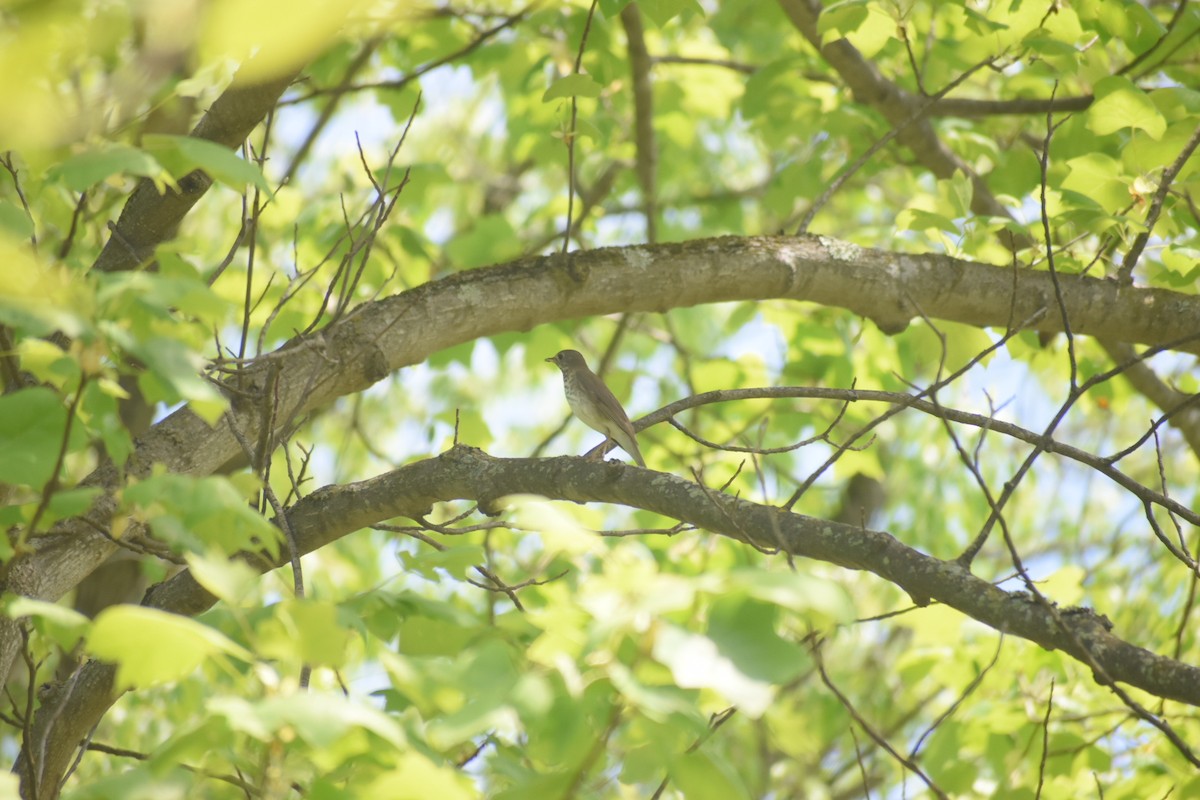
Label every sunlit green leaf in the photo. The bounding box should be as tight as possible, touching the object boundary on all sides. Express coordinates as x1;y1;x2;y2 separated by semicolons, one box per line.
0;387;86;488
638;0;703;28
89;606;252;689
141;134;271;192
185;551;262;607
425;638;521;748
123;472;280;558
210;691;407;748
542;74;602;102
0;200;33;240
5;597;90;650
653;623;774;716
1087;76;1167;138
669;748;751;800
360;751;476;800
46;145;169;192
399;544;485;581
0;238;92;337
257;598;355;667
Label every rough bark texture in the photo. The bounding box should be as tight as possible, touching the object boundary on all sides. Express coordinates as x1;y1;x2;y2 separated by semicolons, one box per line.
91;70;299;274
19;447;1200;798
777;0;1016;225
8;235;1200;691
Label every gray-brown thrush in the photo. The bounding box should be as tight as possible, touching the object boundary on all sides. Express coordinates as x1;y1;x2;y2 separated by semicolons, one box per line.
546;349;646;467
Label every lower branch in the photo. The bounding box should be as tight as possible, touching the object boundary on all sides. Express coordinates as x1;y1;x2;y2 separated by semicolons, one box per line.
17;446;1200;797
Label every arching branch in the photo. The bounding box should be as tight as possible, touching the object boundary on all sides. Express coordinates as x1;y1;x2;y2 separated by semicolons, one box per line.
19;446;1200;797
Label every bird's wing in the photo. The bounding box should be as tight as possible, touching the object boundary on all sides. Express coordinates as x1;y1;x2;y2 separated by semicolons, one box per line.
591;379;637;436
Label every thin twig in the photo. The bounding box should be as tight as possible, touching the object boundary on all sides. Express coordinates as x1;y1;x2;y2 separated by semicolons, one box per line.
561;0;599;256
812;639;950;800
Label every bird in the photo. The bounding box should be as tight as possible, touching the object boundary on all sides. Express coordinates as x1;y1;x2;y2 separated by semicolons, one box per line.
546;349;646;467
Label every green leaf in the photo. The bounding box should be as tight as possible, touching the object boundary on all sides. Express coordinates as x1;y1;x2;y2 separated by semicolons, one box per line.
653;623;774;716
669;749;751;800
706;596;807;685
210;691;407;748
46;144;168;192
1163;247;1200;275
896;208;958;234
16;339;73;389
507;495;606;558
426;638;521;748
842;3;895;58
741;59;805;121
151;718;238;774
765;159;825;210
1022;34;1083;72
944;171;974;218
442;407;492;449
0;240;92;338
81;379;135;465
925;729;982;794
817;0;870;42
399;544;485;581
491;772;573;800
728;568;854;623
1087;76;1166;139
184;551;262;606
141;134;271;192
0;387;85;488
123;472;280;558
445;213;520;269
257;599;354;668
360;751;477;800
366;592;484;650
5;597;90;650
573;116;603;143
428;339;475;369
120;335;228;424
98;268;229;325
598;0;633;19
42;487;103;527
0;200;33;239
89;605;252;689
621;716;697;784
542;74;602;102
1041;565;1086;605
638;0;703;28
1062;152;1128;210
395;613;478;657
607;662;697;720
65;767;190;800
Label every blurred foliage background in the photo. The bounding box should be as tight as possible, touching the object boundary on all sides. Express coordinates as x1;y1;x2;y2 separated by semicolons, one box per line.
2;0;1200;798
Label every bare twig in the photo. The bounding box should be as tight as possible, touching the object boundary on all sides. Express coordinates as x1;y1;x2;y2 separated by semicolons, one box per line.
561;0;600;256
1117;123;1200;284
812;639;950;800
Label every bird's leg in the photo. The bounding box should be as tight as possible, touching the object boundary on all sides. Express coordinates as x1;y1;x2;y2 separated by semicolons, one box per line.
585;439;613;460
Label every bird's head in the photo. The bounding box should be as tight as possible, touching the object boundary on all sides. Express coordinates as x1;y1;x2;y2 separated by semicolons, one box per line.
546;349;587;371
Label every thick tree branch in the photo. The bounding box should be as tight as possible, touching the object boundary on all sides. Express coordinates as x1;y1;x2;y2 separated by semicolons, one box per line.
927;95;1094;117
1101;339;1200;458
640;386;1200;530
20;447;1200;796
621;3;658;243
776;0;1014;225
6;234;1200;685
777;0;1200;487
91;67;299;274
0;61;302;716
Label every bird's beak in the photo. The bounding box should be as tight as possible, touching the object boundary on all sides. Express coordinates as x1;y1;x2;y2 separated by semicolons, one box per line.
544;356;555;363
